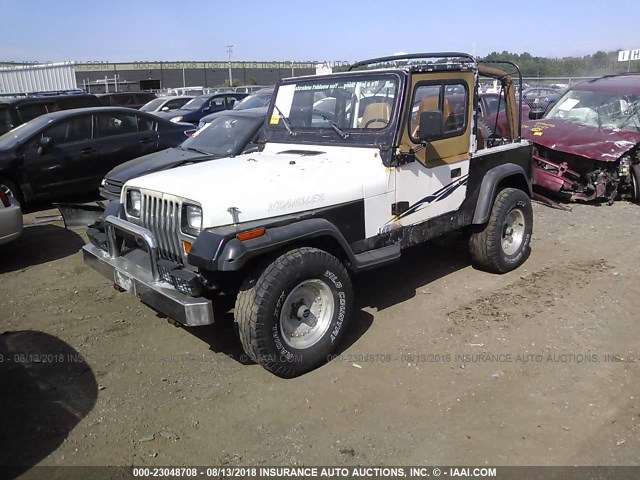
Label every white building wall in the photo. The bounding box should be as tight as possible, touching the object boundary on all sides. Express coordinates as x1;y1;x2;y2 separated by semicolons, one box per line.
0;63;78;94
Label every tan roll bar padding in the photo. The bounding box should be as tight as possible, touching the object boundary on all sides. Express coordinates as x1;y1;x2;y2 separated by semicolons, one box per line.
477;65;518;140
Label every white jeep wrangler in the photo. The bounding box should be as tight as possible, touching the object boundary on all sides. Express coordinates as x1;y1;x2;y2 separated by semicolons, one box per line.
84;53;533;377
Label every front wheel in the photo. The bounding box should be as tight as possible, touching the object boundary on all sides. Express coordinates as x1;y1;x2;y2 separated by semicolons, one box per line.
235;247;354;378
469;188;533;273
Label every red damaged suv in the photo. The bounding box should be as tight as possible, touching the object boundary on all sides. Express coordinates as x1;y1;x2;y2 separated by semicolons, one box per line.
523;74;640;204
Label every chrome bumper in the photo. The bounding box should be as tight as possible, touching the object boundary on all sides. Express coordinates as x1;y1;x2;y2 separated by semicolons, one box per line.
82;215;214;326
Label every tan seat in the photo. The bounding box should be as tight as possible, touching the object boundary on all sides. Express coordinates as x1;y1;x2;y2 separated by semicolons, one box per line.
412;96;453;138
360;102;391;129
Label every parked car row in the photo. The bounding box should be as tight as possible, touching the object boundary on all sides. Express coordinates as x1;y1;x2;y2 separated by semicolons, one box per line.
0;94;102;135
154;92;248;125
0;107;195;204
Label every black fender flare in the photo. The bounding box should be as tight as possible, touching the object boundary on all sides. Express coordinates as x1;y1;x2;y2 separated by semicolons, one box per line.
472;163;532;225
189;218;357;272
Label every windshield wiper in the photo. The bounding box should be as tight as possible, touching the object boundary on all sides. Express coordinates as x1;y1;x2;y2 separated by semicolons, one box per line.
318;113;349;139
185;146;212;155
273;105;295;136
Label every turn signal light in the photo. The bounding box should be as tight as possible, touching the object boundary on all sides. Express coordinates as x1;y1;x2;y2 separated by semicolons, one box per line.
236;228;266;241
182;241;192;254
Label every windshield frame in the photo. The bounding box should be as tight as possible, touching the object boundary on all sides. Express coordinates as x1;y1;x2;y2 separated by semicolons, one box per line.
265;71;405;147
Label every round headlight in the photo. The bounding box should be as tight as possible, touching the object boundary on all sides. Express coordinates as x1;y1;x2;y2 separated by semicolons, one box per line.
127;190;141;217
170;116;184;123
184;205;202;233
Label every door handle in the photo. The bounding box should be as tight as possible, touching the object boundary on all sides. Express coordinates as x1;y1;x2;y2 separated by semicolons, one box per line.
139;138;155;144
81;148;97;154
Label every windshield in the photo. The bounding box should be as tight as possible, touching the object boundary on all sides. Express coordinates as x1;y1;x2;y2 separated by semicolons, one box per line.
179;114;260;156
546;89;640;132
139;98;166;112
181;96;208;111
270;74;398;132
234;93;272;111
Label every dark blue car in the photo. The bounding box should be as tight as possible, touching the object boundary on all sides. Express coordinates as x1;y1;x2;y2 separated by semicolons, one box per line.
153;92;248;125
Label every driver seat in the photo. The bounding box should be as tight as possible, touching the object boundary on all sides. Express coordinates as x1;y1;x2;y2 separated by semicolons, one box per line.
360;102;391;129
412;96;453;137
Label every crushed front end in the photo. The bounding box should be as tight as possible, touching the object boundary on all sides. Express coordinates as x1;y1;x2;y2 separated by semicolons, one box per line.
532;144;640;204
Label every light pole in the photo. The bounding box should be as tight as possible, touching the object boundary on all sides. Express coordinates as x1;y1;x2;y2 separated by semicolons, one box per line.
226;45;233;87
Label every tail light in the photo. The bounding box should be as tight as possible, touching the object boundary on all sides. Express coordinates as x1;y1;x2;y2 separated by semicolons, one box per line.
0;190;10;208
184;129;197;137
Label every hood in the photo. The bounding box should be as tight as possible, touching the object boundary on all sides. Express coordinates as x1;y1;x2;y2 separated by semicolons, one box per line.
523;118;640;162
106;147;219;184
125;143;388;228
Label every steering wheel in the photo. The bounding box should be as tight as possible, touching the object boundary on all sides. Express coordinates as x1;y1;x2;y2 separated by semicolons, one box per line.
363;118;389;128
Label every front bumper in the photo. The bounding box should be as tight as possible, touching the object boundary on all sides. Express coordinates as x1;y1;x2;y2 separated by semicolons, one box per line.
0;198;23;245
82;215;214;326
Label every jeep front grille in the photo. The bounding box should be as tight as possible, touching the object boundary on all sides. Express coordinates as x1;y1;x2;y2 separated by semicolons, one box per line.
140;193;183;264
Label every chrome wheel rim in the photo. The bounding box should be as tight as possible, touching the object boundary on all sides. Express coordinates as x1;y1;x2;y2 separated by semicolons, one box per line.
280;279;334;350
502;208;526;256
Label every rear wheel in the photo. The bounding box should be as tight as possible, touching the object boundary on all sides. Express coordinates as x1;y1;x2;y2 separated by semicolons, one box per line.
469;187;533;273
235;247;353;378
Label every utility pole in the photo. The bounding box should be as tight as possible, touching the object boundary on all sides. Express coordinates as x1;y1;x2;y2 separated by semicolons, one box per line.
226;45;233;87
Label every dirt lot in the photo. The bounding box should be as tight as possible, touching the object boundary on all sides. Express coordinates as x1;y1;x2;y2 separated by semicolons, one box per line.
1;201;639;472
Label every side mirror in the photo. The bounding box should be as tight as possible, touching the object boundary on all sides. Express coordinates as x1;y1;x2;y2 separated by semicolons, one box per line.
161;106;169;111
202;106;210;112
37;136;54;154
418;111;443;143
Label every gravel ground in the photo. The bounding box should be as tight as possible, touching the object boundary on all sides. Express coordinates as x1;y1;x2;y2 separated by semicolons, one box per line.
1;201;639;474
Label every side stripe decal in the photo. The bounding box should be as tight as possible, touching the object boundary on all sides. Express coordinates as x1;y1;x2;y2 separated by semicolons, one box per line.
391;174;469;222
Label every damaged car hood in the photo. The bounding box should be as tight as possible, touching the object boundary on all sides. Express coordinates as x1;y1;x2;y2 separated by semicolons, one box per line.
124;143;389;228
523;118;640;162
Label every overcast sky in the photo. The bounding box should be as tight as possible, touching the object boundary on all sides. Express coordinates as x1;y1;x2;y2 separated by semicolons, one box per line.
1;0;638;62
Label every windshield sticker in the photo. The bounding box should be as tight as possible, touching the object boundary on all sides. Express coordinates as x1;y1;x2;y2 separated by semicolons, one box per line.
558;98;580;111
274;83;296;118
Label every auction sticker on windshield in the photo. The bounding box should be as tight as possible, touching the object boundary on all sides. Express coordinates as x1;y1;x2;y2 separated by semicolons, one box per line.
271;84;295;124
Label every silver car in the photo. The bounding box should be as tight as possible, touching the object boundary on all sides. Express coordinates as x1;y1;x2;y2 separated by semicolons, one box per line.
0;192;23;245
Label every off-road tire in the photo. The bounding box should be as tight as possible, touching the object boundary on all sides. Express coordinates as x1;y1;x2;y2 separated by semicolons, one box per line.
0;177;21;203
469;187;533;273
235;247;353;378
